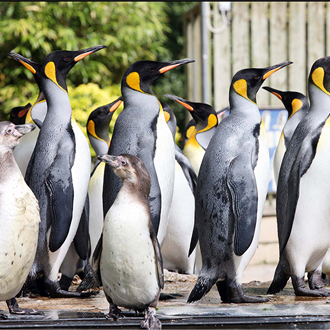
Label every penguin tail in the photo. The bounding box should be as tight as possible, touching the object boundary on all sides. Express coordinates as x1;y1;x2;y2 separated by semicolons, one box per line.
267;258;290;294
187;274;217;303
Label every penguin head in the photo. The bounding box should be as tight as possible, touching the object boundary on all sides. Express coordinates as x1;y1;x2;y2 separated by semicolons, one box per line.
263;86;309;117
0;121;35;150
164;94;218;131
230;61;293;104
308;56;330;97
87;96;123;147
97;154;151;192
9;103;32;125
41;45;107;92
122;58;195;95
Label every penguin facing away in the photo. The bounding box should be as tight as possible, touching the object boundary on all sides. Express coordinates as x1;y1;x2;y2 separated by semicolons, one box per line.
164;94;218;176
102;58;194;247
9;103;32;125
0;121;42;316
161;102;198;274
263;86;309;184
98;153;163;330
268;56;330;297
188;61;292;304
8;45;106;298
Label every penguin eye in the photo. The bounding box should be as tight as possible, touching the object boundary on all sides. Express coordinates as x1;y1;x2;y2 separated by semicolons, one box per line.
63;57;71;62
254;76;260;80
5;127;13;135
148;68;155;73
121;160;127;166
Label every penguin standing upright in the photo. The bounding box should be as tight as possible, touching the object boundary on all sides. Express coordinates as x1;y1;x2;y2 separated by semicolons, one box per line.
161;102;198;274
268;56;330;297
9;103;32;125
0;121;41;316
188;61;292;304
102;59;194;247
165;94;218;175
8;45;106;298
263;87;309;184
98;153;163;330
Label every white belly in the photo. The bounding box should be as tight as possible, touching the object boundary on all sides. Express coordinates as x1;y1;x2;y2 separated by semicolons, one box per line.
234;134;270;283
153;114;175;246
273;133;285;184
101;191;159;310
161;161;196;274
48;120;91;280
0;176;40;301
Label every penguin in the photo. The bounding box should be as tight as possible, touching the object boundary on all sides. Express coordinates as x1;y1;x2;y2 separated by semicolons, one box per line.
102;58;194;247
9;103;32;125
161;102;198;274
97;153;163;330
268;56;330;297
0;121;41;316
263;86;309;184
187;61;292;304
87;97;123;261
164;94;218;175
8;45;106;298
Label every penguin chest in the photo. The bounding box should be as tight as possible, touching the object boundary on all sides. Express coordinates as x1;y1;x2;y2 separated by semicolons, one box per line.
273;133;286;184
183;136;204;175
101;193;159;310
0;177;40;300
153;113;175;244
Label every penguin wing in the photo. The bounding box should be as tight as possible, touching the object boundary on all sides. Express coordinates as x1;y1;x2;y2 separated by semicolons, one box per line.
45;149;75;252
73;194;90;260
91;233;103;286
227;150;258;256
149;223;164;289
279;127;323;254
196;126;216;150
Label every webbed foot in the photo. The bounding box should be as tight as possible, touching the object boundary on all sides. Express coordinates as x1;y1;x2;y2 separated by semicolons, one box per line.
105;304;124;320
293;275;330;297
6;298;43;316
140;307;161;329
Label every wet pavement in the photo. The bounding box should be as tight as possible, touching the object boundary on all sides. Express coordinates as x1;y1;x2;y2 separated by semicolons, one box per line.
1;270;330;329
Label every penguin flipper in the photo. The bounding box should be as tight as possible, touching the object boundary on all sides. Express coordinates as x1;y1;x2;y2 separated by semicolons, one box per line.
73;194;90;261
45;162;74;253
279;128;322;254
227;152;258;256
149;223;164;289
91;234;103;286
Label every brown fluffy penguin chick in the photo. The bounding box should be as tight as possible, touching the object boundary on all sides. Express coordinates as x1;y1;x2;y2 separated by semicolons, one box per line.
97;154;164;329
0;122;41;317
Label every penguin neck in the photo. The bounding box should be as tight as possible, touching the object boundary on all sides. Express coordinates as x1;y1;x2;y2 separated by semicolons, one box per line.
229;93;261;121
0;148;20;179
122;86;158;109
309;84;330;114
119;177;150;202
42;78;72;124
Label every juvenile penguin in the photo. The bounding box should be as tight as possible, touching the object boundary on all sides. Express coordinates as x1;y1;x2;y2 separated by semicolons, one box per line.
0;121;41;316
188;61;292;304
9;103;32;125
98;154;163;330
165;95;218;175
268;56;330;297
102;59;194;247
161;102;198;274
263;87;309;184
8;45;106;298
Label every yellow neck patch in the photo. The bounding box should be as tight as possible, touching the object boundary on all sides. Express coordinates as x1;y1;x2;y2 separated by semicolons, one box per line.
233;79;253;103
44;61;67;93
312;67;330;96
87;120;104;142
290;99;303;117
164;111;170;123
199;114;217;133
186;126;195;139
126;72;143;93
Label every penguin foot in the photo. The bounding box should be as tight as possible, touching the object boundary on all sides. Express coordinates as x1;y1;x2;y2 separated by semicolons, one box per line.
224;281;269;303
140;307;161;329
6;298;43;316
44;278;92;298
308;270;328;290
293;275;330;297
59;274;74;291
106;304;124;320
77;263;100;292
0;312;8;320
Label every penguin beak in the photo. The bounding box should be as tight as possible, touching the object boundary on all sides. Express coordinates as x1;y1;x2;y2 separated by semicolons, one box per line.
164;94;194;111
74;45;107;62
7;52;39;74
14;124;36;137
262;61;293;80
159;58;195;74
97;154;120;168
263;86;283;100
18;103;32;118
109;97;123;113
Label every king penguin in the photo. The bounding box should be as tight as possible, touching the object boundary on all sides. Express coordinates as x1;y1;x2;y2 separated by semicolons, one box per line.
268;56;330;297
0;121;41;316
98;153;163;330
188;61;292;304
263;86;309;184
8;45;106;298
102;59;194;247
161;102;198;274
9;103;32;125
164;94;218;175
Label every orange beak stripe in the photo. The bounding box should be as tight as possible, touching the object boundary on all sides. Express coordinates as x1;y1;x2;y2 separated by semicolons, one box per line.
19;60;36;74
177;100;193;111
74;51;94;62
271;91;282;100
18;109;29;118
109;100;123;112
159;64;180;74
263;67;282;80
